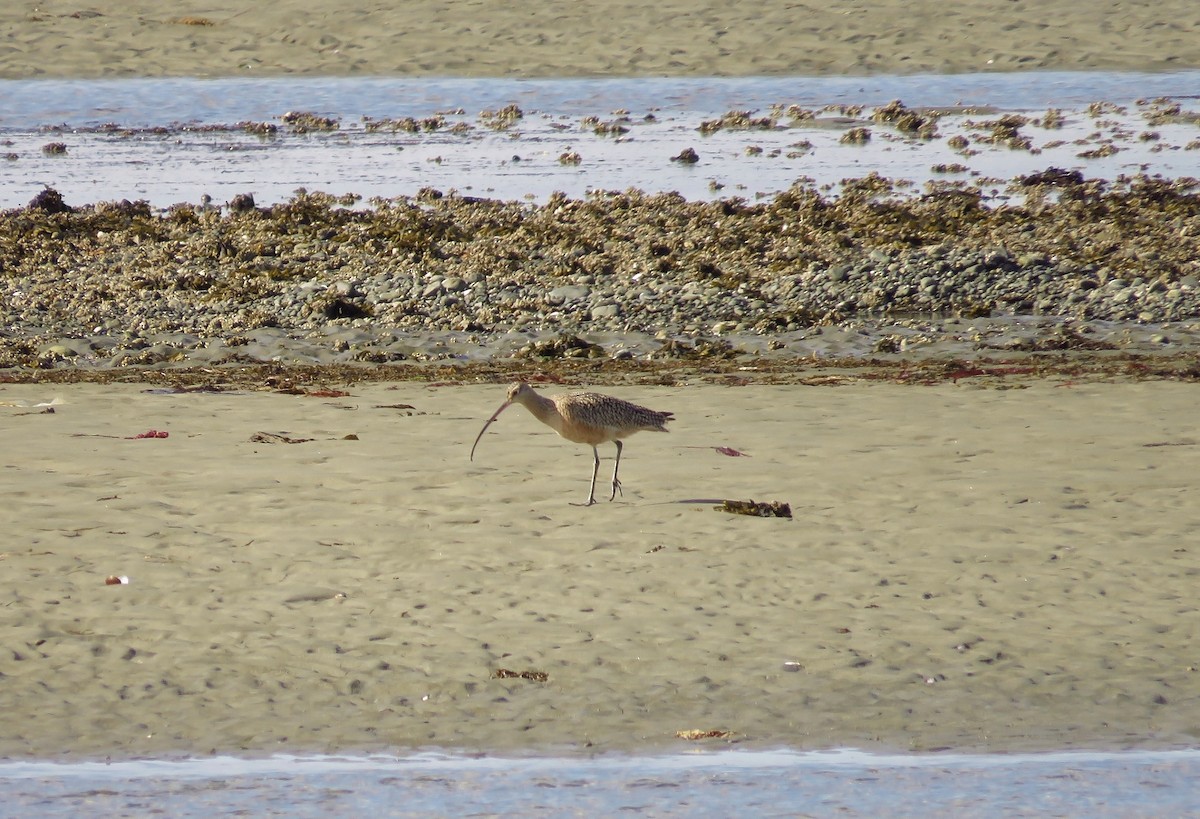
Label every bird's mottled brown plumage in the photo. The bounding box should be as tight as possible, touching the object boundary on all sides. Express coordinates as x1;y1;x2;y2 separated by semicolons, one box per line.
470;382;674;505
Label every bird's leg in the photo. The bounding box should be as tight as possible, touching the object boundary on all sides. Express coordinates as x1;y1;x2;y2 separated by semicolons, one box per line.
609;440;624;501
572;446;601;506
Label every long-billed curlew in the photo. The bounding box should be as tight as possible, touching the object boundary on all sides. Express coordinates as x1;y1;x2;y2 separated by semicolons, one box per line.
470;382;674;506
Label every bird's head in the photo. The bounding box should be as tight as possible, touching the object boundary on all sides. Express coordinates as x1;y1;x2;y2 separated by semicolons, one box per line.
507;382;536;404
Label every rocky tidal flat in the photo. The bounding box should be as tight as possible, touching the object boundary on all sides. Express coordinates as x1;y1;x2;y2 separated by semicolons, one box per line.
1;173;1198;384
2;95;1200;386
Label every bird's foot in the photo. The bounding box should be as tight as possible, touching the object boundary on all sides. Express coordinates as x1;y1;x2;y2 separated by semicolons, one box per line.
571;497;599;507
608;478;623;501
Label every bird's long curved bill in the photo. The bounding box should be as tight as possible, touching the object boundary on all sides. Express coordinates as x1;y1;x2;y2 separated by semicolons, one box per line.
469;400;512;461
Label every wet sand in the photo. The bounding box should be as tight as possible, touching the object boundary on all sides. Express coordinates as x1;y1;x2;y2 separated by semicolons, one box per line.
2;379;1199;759
1;0;1199;80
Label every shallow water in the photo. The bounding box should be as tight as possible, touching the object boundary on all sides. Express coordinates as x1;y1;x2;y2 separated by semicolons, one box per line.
4;71;1200;126
0;71;1197;209
2;748;1198;818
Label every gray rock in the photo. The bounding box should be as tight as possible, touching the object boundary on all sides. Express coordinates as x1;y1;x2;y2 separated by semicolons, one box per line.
590;303;621;319
547;284;590;305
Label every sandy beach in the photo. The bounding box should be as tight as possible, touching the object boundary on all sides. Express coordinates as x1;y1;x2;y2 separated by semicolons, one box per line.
1;1;1199;80
2;0;1200;765
2;378;1198;760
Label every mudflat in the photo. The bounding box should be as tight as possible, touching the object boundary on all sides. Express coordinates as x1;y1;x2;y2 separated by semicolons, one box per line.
2;379;1198;759
1;1;1198;80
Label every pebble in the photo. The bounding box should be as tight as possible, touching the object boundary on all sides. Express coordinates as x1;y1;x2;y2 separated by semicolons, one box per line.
548;284;591;304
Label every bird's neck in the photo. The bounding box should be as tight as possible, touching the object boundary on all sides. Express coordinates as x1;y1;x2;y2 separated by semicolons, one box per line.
519;392;563;433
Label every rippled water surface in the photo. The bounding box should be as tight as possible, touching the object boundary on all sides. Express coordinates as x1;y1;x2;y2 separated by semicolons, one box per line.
2;748;1199;818
4;71;1200;125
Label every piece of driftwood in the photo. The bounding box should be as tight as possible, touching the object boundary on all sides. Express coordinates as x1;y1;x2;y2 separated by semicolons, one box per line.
715;499;792;518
